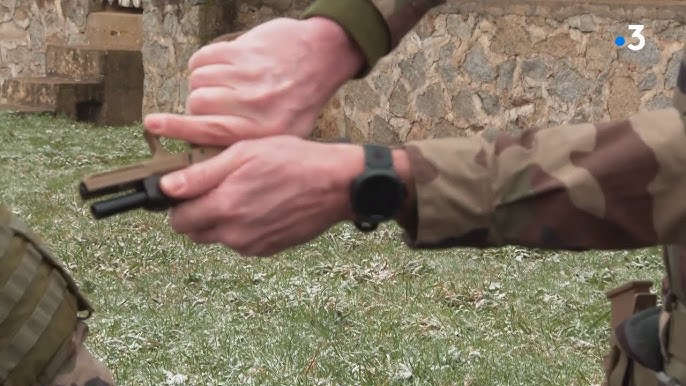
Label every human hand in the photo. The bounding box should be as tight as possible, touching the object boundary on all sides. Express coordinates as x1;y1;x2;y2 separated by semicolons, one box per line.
159;136;364;256
144;17;364;146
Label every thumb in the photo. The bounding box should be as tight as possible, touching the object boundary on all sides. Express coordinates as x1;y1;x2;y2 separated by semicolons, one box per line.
160;149;236;199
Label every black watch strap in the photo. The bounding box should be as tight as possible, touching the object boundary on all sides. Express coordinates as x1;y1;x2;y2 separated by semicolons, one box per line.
354;144;395;232
364;144;393;169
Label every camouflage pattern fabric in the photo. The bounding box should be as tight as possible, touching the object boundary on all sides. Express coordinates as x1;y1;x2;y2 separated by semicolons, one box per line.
398;104;686;250
0;204;114;385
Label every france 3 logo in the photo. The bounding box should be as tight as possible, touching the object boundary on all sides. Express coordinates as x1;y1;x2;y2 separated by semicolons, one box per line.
614;25;646;51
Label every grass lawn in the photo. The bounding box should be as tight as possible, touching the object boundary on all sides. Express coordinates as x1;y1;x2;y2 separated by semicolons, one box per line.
0;111;665;385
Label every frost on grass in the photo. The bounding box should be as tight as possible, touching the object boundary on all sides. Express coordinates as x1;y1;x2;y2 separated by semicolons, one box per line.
163;370;188;385
392;363;413;381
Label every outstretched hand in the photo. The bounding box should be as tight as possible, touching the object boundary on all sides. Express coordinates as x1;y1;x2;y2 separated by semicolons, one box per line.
144;17;364;146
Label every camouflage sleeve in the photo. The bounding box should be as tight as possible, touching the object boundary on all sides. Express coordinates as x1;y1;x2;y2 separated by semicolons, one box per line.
302;0;445;75
399;107;686;250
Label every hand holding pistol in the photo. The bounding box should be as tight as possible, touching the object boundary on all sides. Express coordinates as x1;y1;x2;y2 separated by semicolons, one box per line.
79;30;247;219
79;132;222;219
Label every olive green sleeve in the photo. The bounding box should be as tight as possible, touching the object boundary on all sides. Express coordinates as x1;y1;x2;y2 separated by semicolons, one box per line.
302;0;446;76
301;0;390;77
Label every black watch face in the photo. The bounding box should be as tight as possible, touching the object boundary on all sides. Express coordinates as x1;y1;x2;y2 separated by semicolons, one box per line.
353;174;404;219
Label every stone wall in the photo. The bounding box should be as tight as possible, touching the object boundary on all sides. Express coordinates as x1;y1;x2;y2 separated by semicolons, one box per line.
0;0;97;100
142;0;229;113
315;1;686;143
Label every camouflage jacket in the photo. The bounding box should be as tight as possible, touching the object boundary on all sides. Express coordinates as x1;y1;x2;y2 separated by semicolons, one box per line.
303;0;686;253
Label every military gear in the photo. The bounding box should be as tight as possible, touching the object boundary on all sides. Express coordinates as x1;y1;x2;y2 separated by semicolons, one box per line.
0;204;114;385
304;0;686;383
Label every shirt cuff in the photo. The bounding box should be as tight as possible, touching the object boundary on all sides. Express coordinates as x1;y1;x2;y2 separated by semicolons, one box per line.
398;138;494;249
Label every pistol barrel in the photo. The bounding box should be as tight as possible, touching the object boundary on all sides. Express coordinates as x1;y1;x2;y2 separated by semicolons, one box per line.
79;143;223;220
90;191;148;219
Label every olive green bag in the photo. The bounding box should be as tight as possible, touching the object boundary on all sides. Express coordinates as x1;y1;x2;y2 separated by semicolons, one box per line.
0;204;93;386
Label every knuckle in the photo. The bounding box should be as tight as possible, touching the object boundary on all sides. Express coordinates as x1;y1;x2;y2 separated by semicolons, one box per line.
235;65;262;82
237;244;261;257
189;45;214;65
221;235;244;252
247;89;272;108
188;71;204;90
204;119;232;140
187;89;203;111
187;232;206;243
190;65;230;90
187;89;212;114
224;231;253;253
239;233;272;257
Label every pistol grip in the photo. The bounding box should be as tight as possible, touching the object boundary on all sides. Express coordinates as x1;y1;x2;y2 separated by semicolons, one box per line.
142;175;179;211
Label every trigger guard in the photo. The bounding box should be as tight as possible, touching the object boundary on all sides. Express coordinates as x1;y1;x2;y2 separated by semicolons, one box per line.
143;131;169;157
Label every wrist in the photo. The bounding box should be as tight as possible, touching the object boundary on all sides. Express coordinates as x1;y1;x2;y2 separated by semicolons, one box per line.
302;16;364;87
328;144;415;224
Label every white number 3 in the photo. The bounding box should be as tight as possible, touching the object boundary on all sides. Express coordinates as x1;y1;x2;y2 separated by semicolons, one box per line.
627;25;646;51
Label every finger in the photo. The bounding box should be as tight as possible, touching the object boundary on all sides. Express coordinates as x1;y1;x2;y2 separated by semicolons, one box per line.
189;64;263;91
167;189;231;232
188;226;260;257
186;87;250;116
160;150;239;199
189;64;237;91
185;226;221;244
188;41;242;71
144;113;253;146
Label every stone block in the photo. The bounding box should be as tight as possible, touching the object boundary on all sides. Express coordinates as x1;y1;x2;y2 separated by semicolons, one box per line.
46;45;106;80
2;77;103;109
86;11;143;49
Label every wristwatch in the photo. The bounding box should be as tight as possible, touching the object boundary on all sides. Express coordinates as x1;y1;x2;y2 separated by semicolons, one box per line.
350;144;407;232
